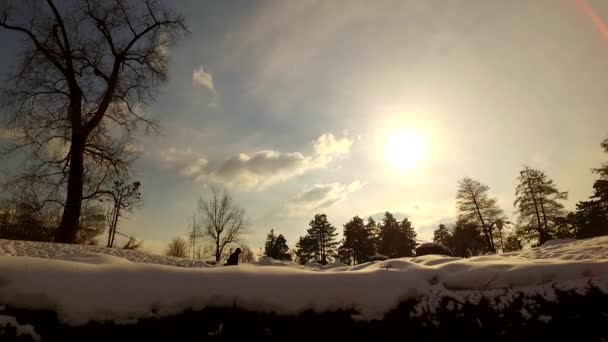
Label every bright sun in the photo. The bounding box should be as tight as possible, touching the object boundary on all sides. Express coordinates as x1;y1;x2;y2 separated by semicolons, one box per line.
384;129;426;171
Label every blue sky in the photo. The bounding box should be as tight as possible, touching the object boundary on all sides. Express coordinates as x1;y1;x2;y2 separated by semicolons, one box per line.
1;0;608;254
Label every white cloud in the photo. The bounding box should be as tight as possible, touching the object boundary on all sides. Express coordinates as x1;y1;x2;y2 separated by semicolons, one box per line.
313;133;353;162
192;66;216;94
157;133;353;190
212;133;353;189
286;181;364;215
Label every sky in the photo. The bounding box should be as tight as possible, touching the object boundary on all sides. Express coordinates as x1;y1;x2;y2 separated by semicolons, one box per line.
1;0;608;255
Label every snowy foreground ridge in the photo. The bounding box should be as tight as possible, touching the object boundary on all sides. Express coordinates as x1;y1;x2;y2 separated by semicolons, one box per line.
0;238;607;329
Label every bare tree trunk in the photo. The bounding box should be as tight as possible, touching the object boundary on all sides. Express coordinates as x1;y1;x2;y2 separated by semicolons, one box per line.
56;139;85;243
525;175;545;243
216;240;221;262
471;192;494;252
537;187;550;242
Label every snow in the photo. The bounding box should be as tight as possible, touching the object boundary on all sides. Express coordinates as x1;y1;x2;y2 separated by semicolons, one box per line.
0;239;210;267
503;236;608;260
0;237;607;326
0;315;41;341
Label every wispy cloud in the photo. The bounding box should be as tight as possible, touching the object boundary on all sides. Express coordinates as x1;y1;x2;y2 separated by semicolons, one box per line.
286;180;364;216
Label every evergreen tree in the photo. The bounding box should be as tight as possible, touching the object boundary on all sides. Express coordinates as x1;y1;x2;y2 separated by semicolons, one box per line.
570;138;608;238
336;244;353;265
339;216;376;265
433;223;452;247
378;212;418;258
502;233;523;252
295;235;317;264
514;166;568;245
456;177;505;252
400;218;418;256
264;229;292;260
450;220;488;257
366;217;380;254
295;214;338;265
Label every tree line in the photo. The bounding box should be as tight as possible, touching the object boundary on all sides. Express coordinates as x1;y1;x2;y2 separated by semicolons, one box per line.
260;211;418;265
261;137;608;262
434;137;607;256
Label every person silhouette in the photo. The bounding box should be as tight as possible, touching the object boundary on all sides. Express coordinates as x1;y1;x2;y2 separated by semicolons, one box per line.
224;248;242;266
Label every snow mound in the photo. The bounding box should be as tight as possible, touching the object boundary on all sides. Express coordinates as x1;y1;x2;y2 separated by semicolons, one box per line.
503;236;608;260
542;239;577;247
0;237;607;326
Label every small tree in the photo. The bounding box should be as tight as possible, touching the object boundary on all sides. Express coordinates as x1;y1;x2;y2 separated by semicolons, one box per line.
105;180;142;248
238;245;256;263
264;229;291;261
514;166;568;245
165;237;188;258
198;188;246;262
502;233;522;252
122;234;143;250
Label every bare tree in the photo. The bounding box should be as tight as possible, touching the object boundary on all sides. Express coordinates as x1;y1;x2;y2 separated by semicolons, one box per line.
165;237;188;258
0;0;186;243
105;179;141;247
238;244;256;264
198;188;246;262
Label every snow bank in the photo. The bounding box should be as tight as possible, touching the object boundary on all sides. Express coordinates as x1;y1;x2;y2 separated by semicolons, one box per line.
0;239;209;267
0;237;607;326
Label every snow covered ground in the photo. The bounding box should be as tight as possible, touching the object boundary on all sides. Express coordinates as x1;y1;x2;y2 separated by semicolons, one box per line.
0;237;607;338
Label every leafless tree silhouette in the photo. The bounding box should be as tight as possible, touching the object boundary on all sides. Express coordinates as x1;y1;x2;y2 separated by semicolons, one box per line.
198;188;247;262
0;0;186;242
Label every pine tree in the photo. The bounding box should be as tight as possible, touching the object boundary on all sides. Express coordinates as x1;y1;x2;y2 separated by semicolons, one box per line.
295;235;317;264
295;214;339;265
264;229;292;260
571;138;608;238
400;218;418;257
366;217;380;254
514;166;568;245
451;220;488;257
339;216;376;265
502;233;522;252
433;223;452;247
378;212;418;258
456;177;505;252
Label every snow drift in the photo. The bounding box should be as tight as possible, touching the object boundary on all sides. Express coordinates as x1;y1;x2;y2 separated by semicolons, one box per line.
0;237;607;328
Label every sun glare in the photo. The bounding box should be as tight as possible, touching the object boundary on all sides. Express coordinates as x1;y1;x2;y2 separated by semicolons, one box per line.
384;129;426;171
